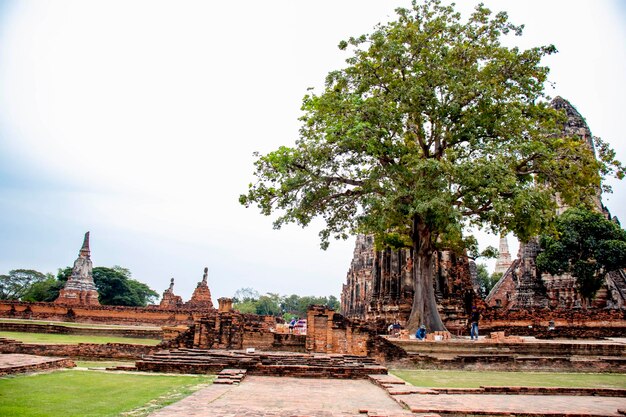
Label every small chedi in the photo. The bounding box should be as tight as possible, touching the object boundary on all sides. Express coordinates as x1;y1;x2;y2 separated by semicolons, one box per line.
159;278;184;309
158;267;214;310
54;232;100;306
187;267;214;309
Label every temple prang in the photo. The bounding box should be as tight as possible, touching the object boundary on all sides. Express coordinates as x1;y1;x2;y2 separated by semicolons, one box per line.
486;97;626;311
340;235;478;333
54;232;100;306
494;236;513;275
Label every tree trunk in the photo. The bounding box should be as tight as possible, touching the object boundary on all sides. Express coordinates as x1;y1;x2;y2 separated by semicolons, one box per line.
406;215;446;333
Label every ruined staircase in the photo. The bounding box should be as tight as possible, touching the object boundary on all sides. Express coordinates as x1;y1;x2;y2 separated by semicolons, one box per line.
135;348;387;378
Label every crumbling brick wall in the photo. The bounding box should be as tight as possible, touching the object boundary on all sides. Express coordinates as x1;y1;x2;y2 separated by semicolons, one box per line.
0;301;199;326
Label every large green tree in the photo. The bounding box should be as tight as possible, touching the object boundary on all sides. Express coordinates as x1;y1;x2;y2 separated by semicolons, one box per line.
57;266;159;307
537;207;626;306
240;1;622;331
0;269;50;300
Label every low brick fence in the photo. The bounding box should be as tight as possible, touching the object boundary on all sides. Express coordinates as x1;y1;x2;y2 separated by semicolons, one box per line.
0;341;157;360
0;322;163;339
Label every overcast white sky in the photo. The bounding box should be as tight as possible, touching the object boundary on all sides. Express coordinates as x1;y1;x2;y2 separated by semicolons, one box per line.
0;1;624;301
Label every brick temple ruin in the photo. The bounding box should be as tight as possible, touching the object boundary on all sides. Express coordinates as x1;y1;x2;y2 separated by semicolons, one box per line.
485;97;626;313
341;97;626;337
54;232;100;306
159;267;214;310
0;233;217;326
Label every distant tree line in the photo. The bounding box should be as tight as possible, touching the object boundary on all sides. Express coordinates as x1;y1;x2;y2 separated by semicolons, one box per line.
232;287;340;319
0;266;159;307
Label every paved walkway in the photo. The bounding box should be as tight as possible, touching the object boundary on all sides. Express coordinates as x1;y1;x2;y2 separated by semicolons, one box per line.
148;375;626;417
0;353;74;375
398;393;626;416
148;376;411;417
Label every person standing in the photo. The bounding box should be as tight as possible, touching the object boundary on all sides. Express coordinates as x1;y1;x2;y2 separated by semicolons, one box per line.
470;307;480;341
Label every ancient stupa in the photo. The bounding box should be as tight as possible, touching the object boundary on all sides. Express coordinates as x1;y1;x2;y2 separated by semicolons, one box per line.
55;232;100;306
187;267;214;309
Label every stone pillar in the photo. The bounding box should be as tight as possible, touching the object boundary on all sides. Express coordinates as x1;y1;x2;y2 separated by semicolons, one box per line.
218;297;233;313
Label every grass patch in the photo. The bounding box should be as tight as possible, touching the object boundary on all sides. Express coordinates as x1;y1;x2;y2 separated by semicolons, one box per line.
0;318;160;330
391;369;626;389
0;370;213;417
0;331;161;345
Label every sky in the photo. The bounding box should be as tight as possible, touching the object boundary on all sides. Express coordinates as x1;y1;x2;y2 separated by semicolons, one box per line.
0;1;624;301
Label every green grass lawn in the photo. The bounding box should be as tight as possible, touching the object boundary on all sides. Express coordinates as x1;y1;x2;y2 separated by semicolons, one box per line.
0;331;161;345
0;370;213;417
0;318;161;330
391;369;626;389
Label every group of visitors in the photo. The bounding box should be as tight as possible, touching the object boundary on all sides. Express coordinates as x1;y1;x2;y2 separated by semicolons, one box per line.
386;306;480;341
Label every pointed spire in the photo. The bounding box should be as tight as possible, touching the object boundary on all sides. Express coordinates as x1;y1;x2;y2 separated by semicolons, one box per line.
494;235;513;274
79;231;91;258
498;236;510;256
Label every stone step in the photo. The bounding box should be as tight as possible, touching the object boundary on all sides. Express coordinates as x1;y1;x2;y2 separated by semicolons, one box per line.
136;349;388;379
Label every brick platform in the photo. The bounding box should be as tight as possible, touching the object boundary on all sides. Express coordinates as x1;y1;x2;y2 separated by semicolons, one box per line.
0;353;75;375
370;374;626;417
389;337;626;372
136;349;387;378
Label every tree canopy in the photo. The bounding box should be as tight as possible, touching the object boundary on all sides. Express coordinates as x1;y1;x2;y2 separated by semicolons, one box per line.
240;0;622;331
55;265;158;307
475;264;500;299
0;269;51;300
232;288;340;318
537;207;626;305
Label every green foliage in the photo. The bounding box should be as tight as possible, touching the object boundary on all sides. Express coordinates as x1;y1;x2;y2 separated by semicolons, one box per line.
0;370;212;417
56;265;159;307
233;287;260;303
232;288;340;317
475;264;500;298
0;269;50;300
537;207;626;303
93;267;159;306
239;0;622;330
21;276;64;302
240;0;621;251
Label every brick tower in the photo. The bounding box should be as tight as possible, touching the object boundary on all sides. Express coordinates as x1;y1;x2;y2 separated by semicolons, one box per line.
55;232;100;306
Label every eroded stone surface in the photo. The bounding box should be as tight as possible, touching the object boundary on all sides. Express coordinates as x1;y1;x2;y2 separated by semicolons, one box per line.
54;232;100;306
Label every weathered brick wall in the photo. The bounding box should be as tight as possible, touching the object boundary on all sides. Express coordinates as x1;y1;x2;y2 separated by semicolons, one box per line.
306;306;371;356
0;322;162;339
481;308;626;338
341;236;478;331
191;311;278;350
0;341;156;359
0;301;203;326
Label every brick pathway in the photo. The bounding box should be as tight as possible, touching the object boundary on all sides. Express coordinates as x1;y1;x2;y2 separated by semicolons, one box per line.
0;353;74;375
149;374;626;417
148;376;412;417
398;393;626;416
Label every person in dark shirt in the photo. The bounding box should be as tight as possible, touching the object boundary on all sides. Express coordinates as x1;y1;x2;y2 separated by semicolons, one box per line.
470;307;480;340
415;324;426;340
